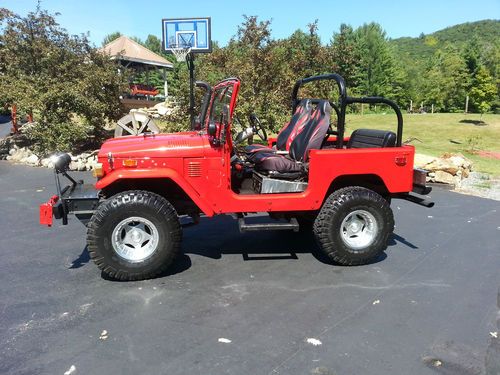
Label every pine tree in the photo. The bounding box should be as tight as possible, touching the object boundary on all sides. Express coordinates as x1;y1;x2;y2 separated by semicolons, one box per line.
330;24;360;88
470;65;497;115
353;23;396;97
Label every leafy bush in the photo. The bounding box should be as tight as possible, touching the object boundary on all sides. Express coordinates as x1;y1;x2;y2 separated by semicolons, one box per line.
0;6;127;154
22;120;92;155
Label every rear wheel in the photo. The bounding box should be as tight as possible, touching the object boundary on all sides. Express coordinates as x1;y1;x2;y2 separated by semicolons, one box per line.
87;190;182;280
313;187;394;265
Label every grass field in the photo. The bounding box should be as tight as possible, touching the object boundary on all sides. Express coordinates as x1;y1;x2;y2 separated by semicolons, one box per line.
345;113;500;176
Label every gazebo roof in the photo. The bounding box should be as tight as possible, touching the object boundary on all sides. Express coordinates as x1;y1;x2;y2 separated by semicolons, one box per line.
101;36;173;69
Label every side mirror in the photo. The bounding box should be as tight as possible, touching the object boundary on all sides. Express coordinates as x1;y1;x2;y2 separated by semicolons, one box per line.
193;115;202;131
208;121;217;136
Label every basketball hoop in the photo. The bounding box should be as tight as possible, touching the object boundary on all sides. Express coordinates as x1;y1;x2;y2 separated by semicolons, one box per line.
171;44;192;62
162;17;212;129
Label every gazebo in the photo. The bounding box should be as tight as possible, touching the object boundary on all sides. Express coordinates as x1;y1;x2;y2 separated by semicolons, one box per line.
101;36;174;109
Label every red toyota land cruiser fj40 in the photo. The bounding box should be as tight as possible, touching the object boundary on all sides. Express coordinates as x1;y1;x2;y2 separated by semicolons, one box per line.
40;74;433;280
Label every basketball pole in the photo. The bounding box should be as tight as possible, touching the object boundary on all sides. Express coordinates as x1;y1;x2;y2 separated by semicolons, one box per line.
186;52;196;129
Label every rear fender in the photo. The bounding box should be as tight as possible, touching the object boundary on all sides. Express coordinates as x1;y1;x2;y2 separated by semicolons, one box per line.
95;168;215;216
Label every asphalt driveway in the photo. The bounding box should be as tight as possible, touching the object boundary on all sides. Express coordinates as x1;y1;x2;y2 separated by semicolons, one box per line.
0;115;12;139
0;161;499;375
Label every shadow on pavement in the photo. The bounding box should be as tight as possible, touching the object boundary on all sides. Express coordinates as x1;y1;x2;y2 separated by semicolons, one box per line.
183;229;400;267
100;254;192;282
69;246;91;269
69;218;419;280
389;233;419;249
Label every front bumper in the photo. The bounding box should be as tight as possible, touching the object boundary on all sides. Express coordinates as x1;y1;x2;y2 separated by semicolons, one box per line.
39;178;100;226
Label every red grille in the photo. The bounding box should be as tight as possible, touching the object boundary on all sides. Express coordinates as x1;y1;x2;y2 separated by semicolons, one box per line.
188;162;202;177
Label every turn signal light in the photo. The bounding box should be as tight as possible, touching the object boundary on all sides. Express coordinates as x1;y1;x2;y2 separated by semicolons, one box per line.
92;163;104;178
122;159;138;167
395;156;407;166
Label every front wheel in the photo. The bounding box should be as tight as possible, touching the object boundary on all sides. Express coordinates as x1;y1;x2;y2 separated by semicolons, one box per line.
313;187;394;265
87;190;182;280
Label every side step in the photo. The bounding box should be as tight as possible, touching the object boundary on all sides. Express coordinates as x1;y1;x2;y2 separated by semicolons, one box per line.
396;193;435;208
238;217;299;233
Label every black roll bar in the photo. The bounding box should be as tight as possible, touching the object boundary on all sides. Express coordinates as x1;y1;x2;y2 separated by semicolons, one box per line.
291;73;347;112
291;73;404;149
345;96;403;147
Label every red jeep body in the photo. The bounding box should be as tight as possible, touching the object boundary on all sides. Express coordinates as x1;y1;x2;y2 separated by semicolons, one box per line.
94;78;414;216
40;74;432;280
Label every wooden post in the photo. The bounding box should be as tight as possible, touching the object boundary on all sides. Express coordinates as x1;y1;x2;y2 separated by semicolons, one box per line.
410;100;413;113
361;103;364;115
10;104;18;133
431;104;434;114
465;95;469;114
163;68;168;98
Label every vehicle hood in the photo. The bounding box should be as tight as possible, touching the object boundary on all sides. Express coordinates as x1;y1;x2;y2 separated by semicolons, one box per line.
98;132;206;159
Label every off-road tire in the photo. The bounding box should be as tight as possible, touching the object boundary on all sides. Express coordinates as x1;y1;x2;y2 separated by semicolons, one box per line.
313;187;394;265
87;190;182;281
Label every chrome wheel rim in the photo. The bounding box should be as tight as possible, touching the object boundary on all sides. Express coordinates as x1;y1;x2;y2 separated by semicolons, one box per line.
340;210;378;250
111;216;159;262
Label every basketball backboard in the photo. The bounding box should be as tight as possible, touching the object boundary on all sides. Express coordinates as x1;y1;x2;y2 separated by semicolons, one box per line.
162;17;212;54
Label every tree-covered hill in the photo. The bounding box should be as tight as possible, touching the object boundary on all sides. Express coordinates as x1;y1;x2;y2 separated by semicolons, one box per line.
390;20;500;62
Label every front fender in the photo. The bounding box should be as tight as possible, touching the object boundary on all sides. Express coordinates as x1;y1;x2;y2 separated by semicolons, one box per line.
95;168;215;216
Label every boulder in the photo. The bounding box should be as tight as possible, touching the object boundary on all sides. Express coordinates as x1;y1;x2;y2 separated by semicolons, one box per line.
25;154;39;165
414;154;436;168
447;154;472;170
11;147;31;162
434;170;457;185
41;157;54;168
69;160;86;171
425;158;459;175
85;155;98;170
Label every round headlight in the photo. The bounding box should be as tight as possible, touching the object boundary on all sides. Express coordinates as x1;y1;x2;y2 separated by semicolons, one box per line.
51;153;72;172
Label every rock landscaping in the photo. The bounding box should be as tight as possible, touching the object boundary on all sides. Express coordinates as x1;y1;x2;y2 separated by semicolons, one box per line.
414;152;473;187
0;135;99;171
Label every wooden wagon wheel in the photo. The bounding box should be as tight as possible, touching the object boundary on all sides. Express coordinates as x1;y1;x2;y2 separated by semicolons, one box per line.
115;111;160;137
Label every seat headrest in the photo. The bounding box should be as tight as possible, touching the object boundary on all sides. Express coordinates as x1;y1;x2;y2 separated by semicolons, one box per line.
317;100;332;115
347;129;396;149
296;99;312;113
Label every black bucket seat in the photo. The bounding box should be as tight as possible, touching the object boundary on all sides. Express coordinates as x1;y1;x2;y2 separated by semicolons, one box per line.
245;99;312;157
253;100;331;174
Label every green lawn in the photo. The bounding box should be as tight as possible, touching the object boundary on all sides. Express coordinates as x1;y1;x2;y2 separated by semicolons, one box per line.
345;113;500;176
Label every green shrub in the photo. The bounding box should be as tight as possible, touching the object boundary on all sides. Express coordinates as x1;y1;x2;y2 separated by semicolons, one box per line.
22;120;92;156
0;7;127;154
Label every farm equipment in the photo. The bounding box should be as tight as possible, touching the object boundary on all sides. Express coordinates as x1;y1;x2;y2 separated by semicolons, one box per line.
114;98;181;137
40;73;433;281
129;84;160;97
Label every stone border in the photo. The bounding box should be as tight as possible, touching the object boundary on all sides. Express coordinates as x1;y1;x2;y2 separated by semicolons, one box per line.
5;145;99;171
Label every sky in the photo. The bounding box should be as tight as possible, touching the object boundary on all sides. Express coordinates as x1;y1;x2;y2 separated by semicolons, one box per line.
2;0;499;48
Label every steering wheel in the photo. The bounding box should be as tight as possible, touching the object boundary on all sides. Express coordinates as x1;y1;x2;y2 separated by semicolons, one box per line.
249;113;267;141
